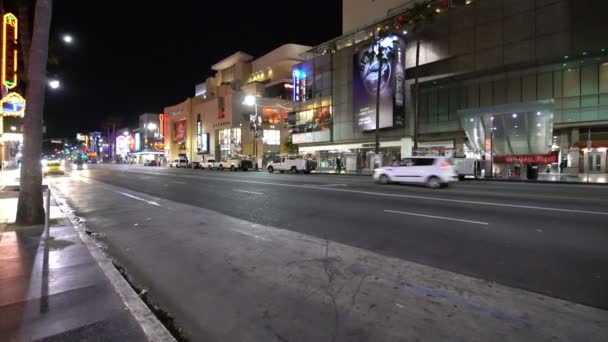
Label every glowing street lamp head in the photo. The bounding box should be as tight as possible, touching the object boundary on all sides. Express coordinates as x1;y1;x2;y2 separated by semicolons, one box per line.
147;122;157;131
48;79;60;89
122;131;129;136
243;95;256;106
62;34;73;44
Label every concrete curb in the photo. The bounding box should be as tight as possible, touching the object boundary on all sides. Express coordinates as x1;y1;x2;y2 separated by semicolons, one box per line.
471;177;608;186
50;185;177;342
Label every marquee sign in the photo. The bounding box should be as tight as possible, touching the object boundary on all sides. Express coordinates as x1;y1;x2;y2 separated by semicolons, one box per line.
2;13;18;89
1;92;25;116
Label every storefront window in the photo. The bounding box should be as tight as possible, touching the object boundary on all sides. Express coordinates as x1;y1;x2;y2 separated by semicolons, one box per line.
262;129;280;145
218;127;241;159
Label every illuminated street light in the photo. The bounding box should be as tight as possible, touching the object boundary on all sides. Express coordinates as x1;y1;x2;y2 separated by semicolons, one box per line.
123;131;129;136
243;95;256;106
147;122;157;131
48;79;60;89
62;34;73;44
10;125;16;131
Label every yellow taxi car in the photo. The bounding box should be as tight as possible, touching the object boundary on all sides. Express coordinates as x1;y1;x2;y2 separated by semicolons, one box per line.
43;160;65;175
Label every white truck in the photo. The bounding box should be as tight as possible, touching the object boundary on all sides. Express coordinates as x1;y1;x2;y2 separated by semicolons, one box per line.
202;156;253;171
267;156;317;174
453;158;479;180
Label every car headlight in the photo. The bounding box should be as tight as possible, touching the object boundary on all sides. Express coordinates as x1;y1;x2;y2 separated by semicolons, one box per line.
373;168;383;173
59;166;65;171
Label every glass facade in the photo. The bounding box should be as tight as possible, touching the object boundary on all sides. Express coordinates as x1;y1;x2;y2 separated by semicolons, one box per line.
217;127;241;160
291;54;333;144
419;58;608;134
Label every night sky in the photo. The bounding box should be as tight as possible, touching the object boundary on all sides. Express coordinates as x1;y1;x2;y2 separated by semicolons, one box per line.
44;0;341;138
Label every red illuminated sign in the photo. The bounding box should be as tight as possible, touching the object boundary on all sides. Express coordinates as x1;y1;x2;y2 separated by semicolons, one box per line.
2;13;18;89
494;152;558;164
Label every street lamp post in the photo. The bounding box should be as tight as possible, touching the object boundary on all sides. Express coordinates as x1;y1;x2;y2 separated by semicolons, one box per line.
490;128;494;178
243;95;258;169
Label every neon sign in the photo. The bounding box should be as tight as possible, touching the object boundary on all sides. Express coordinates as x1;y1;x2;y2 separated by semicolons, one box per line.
2;13;18;89
1;92;25;116
158;113;165;137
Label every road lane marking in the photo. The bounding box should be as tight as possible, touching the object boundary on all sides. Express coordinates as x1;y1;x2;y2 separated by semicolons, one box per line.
230;228;271;241
116;191;161;207
384;210;489;225
173;181;187;184
115;170;608;216
77;177;92;184
233;189;264;195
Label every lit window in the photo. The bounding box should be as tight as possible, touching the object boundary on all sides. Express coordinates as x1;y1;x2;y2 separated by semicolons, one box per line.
263;129;280;145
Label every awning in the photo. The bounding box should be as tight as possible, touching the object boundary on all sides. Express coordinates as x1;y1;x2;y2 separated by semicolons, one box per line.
458;100;555;155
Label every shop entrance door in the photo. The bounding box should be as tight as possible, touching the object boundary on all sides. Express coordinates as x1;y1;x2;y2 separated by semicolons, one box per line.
587;152;602;173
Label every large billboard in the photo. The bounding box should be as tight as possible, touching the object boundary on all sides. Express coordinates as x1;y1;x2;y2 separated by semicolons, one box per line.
353;35;405;132
174;120;186;143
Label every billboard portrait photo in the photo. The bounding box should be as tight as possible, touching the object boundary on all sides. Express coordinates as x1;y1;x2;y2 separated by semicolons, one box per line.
352;34;406;132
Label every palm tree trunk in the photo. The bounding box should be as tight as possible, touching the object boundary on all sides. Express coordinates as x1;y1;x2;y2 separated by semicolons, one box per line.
412;39;421;156
374;57;383;155
16;0;53;225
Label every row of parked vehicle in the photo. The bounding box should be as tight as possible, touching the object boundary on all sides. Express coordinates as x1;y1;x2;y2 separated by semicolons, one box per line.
169;156;254;171
168;155;319;174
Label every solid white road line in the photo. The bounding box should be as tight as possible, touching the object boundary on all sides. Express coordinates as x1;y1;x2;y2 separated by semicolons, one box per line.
118;170;608;216
384;210;489;225
233;189;264;195
173;181;187;184
116;191;161;207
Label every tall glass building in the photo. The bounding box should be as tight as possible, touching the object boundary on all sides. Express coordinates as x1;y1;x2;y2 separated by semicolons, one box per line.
291;0;608;177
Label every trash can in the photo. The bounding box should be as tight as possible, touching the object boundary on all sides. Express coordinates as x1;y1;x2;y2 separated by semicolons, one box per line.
527;163;539;180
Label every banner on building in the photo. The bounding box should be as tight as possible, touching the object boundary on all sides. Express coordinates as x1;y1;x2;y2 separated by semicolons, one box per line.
352;35;405;132
174;120;186;143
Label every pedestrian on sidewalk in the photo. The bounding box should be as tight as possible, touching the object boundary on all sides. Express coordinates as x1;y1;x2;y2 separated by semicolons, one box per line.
513;157;522;177
336;157;342;174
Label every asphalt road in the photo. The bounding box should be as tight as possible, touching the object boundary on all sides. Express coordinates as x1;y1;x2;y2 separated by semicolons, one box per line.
68;164;608;310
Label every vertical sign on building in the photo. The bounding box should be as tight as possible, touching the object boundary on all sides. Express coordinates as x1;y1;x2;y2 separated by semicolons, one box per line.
2;13;18;89
158;113;165;138
292;69;305;102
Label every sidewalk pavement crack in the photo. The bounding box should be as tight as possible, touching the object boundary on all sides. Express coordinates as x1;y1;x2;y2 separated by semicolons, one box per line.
322;239;341;342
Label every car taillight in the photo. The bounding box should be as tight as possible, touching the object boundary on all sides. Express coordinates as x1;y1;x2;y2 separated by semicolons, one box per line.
440;161;450;171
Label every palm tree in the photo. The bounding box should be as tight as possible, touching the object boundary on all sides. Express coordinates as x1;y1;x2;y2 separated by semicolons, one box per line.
102;116;122;161
16;0;53;225
361;31;395;155
401;1;437;155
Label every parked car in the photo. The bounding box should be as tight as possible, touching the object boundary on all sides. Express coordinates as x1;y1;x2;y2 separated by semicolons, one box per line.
267;156;317;174
373;157;457;188
200;159;218;170
224;155;253;171
169;158;188;168
189;161;201;169
43;160;65;175
144;160;157;166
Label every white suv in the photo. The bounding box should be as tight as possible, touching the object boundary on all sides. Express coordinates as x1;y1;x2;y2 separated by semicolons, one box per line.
169;158;188;168
373;157;457;188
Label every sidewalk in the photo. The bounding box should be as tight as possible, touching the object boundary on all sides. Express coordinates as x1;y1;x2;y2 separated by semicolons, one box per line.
0;188;166;341
477;173;608;184
0;167;23;191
